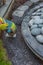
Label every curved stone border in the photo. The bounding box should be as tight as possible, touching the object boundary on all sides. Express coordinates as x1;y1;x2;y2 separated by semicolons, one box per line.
21;2;43;60
12;0;43;25
12;0;33;25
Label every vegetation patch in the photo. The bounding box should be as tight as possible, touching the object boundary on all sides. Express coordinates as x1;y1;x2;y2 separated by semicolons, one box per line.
0;40;12;65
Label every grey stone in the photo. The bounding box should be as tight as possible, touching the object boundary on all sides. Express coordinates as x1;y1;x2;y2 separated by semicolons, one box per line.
24;1;33;7
12;10;25;17
32;12;37;16
21;3;43;60
17;5;29;11
36;35;43;43
38;24;43;28
21;16;43;60
40;14;43;19
23;16;30;22
0;0;12;17
32;16;40;19
12;10;25;24
0;0;3;7
39;3;43;7
31;25;38;30
27;9;34;16
36;9;41;12
41;8;43;12
36;12;42;15
41;27;43;34
33;18;43;24
33;5;40;10
12;5;29;24
31;28;41;36
28;19;34;27
32;8;43;16
30;0;39;3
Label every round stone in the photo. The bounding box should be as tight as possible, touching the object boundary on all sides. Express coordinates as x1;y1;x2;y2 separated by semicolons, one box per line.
40;14;43;19
36;35;43;43
33;16;40;19
32;12;37;16
31;28;41;36
30;0;39;3
28;19;34;27
38;24;43;28
36;9;41;12
41;27;43;34
31;24;38;30
41;8;43;12
33;18;43;24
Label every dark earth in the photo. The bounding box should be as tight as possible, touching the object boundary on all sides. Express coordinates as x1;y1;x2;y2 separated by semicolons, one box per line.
3;25;43;65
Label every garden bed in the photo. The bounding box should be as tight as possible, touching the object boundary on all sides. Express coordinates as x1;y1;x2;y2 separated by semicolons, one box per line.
0;40;12;65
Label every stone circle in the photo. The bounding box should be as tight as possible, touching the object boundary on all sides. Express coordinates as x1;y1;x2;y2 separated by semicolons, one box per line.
21;1;43;60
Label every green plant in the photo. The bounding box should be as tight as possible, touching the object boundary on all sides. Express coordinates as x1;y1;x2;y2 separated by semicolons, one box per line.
0;40;12;65
0;60;12;65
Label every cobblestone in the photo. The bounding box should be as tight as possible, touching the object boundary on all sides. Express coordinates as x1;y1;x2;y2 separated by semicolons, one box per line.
30;0;39;3
12;5;29;24
24;1;33;7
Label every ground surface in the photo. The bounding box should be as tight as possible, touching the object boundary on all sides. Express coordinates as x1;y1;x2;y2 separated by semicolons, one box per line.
2;0;43;65
3;25;43;65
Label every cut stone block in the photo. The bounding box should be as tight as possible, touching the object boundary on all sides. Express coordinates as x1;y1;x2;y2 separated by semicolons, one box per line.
12;5;29;24
30;0;39;3
24;1;33;7
13;10;25;17
17;5;29;11
12;10;25;24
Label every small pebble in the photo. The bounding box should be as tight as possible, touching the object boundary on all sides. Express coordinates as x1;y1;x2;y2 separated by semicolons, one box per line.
31;28;41;36
40;14;43;19
31;24;38;30
38;24;43;28
28;19;34;27
33;18;43;24
41;27;43;34
41;8;43;12
33;16;40;19
36;35;43;43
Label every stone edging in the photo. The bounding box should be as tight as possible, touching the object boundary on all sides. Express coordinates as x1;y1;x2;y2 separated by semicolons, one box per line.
12;0;43;25
21;2;43;60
